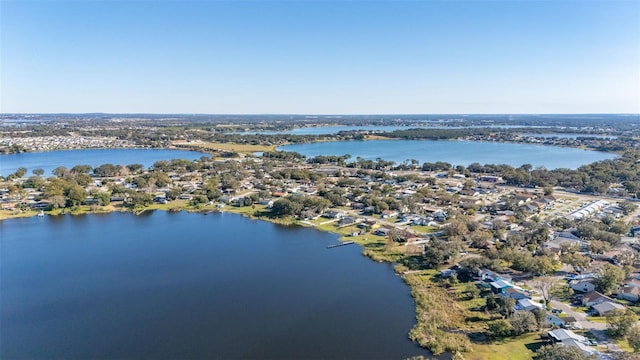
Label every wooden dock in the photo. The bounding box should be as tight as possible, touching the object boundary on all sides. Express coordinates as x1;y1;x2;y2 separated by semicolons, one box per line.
327;241;355;249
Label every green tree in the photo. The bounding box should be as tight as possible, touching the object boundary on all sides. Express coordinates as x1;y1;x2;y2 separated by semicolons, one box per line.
15;167;27;178
32;168;45;177
594;263;626;295
126;163;145;174
23;176;46;189
271;198;303;216
619;201;638;216
509;311;538;335
589;240;611;254
74;173;93;187
49;195;67;209
93;192;110;206
627;326;640;353
549;282;574;301
607;309;638;338
532;308;548;329
71;164;93;174
561;252;591;273
66;184;87;207
487;319;513;339
53;166;70;178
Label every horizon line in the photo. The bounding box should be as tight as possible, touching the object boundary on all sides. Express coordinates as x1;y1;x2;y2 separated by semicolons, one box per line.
2;112;639;116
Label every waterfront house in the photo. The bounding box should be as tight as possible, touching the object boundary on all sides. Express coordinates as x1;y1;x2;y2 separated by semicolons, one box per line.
339;216;359;226
323;210;345;219
440;269;458;278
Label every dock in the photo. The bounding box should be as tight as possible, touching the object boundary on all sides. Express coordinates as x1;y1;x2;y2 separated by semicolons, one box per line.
327;241;355;249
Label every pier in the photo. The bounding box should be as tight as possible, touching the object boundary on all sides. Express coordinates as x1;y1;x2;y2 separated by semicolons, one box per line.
327;241;355;249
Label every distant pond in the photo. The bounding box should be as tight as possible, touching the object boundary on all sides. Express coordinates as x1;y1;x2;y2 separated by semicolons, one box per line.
0;211;427;359
279;139;616;169
0;149;205;177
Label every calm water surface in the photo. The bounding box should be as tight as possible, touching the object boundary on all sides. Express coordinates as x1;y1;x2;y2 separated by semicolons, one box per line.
236;124;547;135
1;212;426;359
0;149;205;177
280;139;615;169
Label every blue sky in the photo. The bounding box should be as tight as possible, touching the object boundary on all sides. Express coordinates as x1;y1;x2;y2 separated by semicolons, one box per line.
1;1;638;114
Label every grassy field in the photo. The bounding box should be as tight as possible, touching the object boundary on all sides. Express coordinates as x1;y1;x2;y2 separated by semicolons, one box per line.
173;141;276;153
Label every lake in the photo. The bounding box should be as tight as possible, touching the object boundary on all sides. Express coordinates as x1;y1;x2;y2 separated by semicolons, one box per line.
0;211;426;359
0;149;205;177
279;139;616;169
235;124;547;135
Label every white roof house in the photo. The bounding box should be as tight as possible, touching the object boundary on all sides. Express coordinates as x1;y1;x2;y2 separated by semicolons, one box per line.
548;329;587;343
515;298;544;311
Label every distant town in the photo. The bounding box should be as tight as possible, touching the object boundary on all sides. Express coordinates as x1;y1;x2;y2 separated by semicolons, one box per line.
2;113;640;359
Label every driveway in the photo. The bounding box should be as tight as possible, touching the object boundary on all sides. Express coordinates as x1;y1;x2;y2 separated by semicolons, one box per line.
550;300;622;352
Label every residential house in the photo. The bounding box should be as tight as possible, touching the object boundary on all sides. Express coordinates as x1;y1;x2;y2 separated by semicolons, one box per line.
504;287;531;300
381;209;399;218
515;192;537;204
323;210;345;219
339;216;359;227
569;279;596;293
362;206;376;214
581;291;612;307
618;286;640;303
546;314;566;328
440;269;458;278
515;298;544;311
548;329;588;344
561;339;597;357
478;175;504;183
259;199;274;207
592;301;625;316
543;231;585;253
490;279;514;294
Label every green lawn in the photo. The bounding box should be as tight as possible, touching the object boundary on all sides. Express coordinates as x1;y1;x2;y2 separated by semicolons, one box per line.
614;338;635;353
469;333;546;360
411;225;439;234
